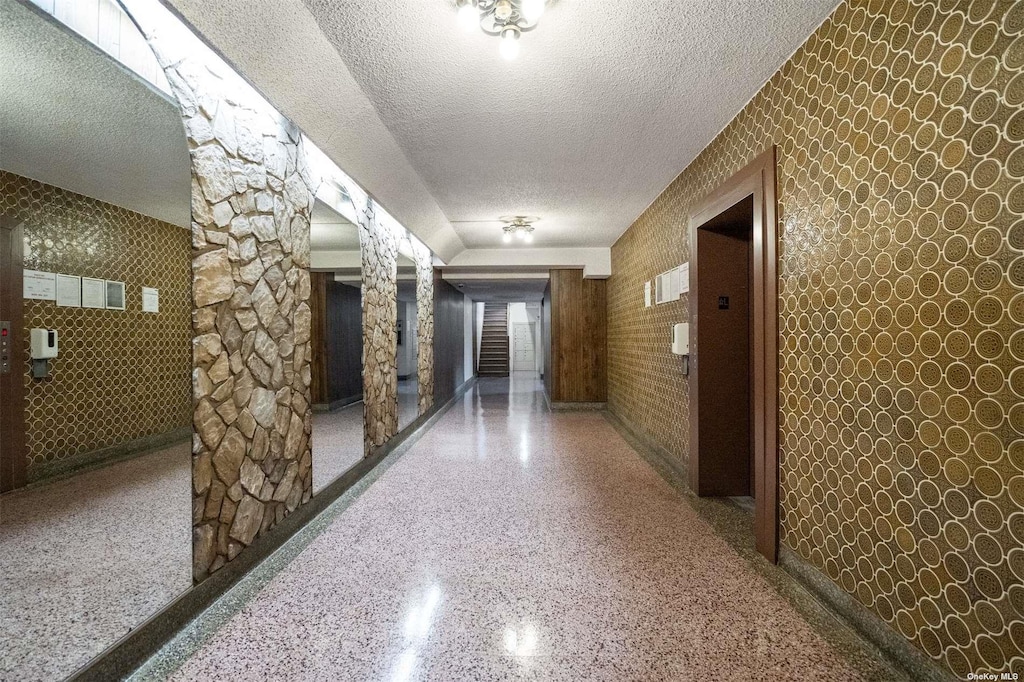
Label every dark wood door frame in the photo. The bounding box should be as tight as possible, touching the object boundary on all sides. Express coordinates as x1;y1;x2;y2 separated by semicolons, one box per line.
688;147;779;563
0;215;27;492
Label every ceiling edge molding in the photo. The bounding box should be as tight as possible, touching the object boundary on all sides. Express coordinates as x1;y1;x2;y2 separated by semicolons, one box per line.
445;247;611;278
162;0;465;262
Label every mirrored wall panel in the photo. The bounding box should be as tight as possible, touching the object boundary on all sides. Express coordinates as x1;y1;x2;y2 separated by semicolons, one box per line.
396;244;418;432
309;197;363;491
0;0;191;678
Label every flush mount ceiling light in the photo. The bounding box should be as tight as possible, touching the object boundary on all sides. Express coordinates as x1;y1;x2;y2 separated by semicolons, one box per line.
500;216;539;244
456;0;546;60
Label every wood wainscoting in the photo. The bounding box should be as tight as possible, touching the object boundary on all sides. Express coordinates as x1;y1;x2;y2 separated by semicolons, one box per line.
546;269;607;404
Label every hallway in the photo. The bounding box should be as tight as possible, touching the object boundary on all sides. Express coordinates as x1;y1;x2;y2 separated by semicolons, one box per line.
140;376;899;681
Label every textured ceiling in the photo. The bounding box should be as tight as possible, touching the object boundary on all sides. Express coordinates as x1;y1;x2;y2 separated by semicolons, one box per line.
163;0;465;261
301;0;839;249
0;0;190;227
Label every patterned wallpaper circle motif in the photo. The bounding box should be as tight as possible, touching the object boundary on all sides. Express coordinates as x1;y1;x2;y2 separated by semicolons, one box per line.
608;0;1024;676
0;172;191;471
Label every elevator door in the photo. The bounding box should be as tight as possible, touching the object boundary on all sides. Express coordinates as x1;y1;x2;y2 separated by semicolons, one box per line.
0;216;26;492
695;196;753;497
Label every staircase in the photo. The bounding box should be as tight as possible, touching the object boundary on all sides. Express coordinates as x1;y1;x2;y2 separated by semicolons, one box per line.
478;302;510;377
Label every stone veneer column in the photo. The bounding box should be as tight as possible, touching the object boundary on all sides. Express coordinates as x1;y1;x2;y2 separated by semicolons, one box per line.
144;48;318;581
413;243;434;415
359;208;399;453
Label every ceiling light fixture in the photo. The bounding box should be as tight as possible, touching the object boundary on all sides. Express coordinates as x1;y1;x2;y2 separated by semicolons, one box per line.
455;0;546;59
500;216;539;244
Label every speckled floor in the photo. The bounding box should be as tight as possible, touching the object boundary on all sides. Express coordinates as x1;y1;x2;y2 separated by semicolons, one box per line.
141;375;898;681
395;374;419;428
312;402;363;493
398;378;419;431
0;441;191;682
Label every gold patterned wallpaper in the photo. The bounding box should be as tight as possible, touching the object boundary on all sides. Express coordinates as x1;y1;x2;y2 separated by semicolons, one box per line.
607;0;1024;676
0;171;191;475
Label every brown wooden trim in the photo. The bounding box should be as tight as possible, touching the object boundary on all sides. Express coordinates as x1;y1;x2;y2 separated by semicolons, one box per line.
688;147;779;563
308;272;329;405
0;214;27;492
547;269;607;403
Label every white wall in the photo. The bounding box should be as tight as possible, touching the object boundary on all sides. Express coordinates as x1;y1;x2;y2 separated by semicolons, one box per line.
463;294;473;381
474;302;485;370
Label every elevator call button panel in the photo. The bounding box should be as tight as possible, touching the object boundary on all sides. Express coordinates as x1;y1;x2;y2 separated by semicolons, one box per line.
0;321;10;374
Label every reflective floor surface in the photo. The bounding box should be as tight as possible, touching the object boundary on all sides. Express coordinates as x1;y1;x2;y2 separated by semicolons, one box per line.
140;375;899;680
397;378;419;432
0;442;191;681
312;402;363;493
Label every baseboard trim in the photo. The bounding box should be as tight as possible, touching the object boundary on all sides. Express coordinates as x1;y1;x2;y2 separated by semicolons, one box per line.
602;409;685;479
548;400;607;411
779;547;953;682
602;409;953;682
312;396;362;413
69;378;477;682
22;427;191;489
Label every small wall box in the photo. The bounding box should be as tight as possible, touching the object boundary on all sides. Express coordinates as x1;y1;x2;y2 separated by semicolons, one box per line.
30;328;58;359
672;323;689;355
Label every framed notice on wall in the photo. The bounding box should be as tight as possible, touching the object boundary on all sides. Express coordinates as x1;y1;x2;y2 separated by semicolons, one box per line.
82;277;106;309
141;287;159;313
23;270;56;300
105;281;125;310
56;274;81;307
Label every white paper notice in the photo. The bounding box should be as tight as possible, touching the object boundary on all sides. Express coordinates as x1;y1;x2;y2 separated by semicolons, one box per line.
678;263;690;295
644;281;652;308
24;270;56;300
105;281;125;310
56;274;82;307
82;277;106;309
142;287;159;313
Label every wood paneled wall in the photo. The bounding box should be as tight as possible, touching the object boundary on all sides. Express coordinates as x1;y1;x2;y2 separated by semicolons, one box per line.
547;269;607;403
542;283;551;397
310;272;329;404
310;272;363;407
432;270;466;405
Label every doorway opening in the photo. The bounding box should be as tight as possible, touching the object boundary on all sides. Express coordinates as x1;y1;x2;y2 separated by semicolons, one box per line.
695;195;754;500
689;148;778;563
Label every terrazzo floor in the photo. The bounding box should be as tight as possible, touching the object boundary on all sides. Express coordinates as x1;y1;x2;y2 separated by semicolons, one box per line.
398;378;419;431
142;374;898;681
312;402;364;493
0;441;191;681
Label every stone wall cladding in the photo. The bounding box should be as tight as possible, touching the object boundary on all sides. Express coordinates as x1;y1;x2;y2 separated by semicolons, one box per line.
148;48;318;581
414;242;435;415
129;8;439;582
359;209;399;453
608;0;1024;676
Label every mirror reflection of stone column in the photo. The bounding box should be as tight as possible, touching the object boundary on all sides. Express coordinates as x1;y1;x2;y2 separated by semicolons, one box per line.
358;208;399;453
413;241;434;416
124;11;319;582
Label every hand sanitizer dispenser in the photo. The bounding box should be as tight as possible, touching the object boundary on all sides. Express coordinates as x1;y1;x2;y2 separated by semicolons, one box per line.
30;329;58;359
671;323;689;355
30;328;58;378
672;323;690;376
